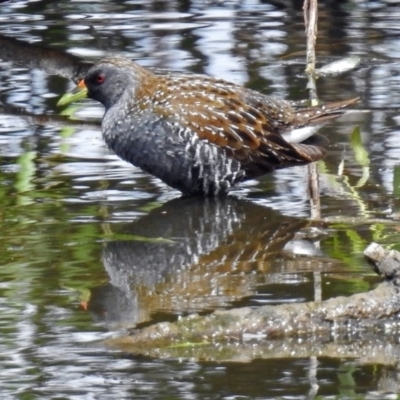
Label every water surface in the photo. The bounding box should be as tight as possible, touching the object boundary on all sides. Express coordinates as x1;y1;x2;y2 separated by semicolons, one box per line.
1;0;400;398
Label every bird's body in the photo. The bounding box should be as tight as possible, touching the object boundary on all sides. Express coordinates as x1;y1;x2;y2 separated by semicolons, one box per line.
60;57;358;196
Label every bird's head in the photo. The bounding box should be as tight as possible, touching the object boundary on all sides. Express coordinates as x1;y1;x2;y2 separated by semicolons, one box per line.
58;57;146;110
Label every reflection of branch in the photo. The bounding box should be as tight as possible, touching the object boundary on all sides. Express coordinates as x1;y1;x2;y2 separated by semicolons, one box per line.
0;104;99;130
0;34;89;81
110;335;400;364
104;243;400;357
307;163;320;220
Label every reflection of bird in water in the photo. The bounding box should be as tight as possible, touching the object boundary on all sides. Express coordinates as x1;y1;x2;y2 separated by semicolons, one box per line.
88;197;327;328
59;57;358;196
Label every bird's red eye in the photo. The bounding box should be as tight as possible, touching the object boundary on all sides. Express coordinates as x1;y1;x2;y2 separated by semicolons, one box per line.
96;73;105;84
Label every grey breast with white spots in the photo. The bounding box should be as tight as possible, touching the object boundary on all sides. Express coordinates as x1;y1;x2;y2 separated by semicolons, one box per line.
101;88;245;196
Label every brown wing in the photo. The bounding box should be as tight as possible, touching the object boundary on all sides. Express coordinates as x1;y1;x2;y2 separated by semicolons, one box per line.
151;74;356;176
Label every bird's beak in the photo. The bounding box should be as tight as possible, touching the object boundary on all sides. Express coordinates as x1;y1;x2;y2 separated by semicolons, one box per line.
57;79;88;106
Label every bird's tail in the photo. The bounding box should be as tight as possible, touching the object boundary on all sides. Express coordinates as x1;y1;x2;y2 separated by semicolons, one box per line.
298;97;360;125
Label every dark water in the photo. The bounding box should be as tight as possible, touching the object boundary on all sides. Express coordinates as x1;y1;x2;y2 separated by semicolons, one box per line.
1;0;400;398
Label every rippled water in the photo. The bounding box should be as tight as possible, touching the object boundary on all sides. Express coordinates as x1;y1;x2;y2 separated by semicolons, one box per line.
2;0;400;399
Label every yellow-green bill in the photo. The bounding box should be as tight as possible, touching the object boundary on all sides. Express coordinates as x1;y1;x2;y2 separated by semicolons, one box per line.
57;83;88;107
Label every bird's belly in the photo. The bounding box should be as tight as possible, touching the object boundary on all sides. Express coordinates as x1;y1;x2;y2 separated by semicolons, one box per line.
102;114;244;196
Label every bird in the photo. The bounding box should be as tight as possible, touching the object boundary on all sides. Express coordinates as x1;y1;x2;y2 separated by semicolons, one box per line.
58;57;358;197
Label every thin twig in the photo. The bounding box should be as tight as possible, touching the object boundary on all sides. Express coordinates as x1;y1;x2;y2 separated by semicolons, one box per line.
304;0;321;222
303;0;319;105
304;0;322;310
